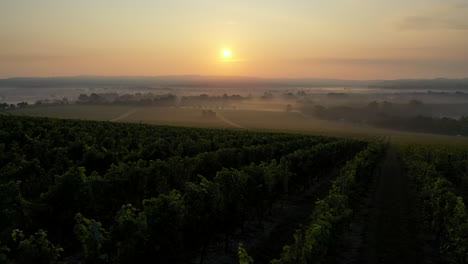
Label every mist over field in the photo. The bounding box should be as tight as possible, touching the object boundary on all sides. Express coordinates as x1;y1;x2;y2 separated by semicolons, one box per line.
1;1;468;263
2;76;468;143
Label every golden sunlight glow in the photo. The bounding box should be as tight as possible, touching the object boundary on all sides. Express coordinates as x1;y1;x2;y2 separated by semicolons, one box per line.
2;1;468;79
223;49;231;58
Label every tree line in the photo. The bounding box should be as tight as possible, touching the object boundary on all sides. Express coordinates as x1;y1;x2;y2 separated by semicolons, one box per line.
305;101;468;136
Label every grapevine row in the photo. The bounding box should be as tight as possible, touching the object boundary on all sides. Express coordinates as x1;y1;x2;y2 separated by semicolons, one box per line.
399;145;468;263
0;115;367;263
267;142;386;264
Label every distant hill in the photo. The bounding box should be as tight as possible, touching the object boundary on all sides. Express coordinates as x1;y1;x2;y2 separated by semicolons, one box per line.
370;78;468;90
1;76;467;90
0;76;375;89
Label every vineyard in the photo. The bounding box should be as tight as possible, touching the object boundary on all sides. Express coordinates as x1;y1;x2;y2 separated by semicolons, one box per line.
0;115;466;263
399;145;468;263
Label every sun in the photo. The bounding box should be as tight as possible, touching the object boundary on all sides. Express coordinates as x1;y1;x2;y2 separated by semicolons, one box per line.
222;49;231;58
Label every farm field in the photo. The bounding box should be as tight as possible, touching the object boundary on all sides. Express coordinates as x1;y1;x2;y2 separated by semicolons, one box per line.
3;0;468;262
11;105;468;145
219;109;468;144
117;107;231;128
12;105;230;128
0;115;372;263
0;115;466;263
11;105;135;121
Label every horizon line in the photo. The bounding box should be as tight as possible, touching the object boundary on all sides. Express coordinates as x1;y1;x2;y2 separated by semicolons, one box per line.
1;75;467;82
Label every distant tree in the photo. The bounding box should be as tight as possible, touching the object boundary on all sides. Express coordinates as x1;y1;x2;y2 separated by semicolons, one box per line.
78;94;89;102
261;92;274;100
327;92;348;97
382;101;393;111
367;101;379;111
409;99;423;106
0;103;8;111
17;102;28;108
89;93;104;103
460;116;468;135
284;92;295;99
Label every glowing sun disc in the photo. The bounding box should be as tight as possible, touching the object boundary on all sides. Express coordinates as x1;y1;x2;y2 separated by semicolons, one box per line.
223;49;231;57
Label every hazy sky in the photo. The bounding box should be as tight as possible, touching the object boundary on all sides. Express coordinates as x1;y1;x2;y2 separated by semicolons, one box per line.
1;0;468;79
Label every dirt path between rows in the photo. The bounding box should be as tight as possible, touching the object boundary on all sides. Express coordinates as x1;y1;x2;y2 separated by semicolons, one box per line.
216;112;245;128
109;108;139;122
359;146;422;264
246;174;336;264
202;170;340;264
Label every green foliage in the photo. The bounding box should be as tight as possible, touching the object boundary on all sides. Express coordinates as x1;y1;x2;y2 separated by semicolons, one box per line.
0;242;11;264
109;204;148;263
0;115;371;263
142;191;186;262
400;144;468;263
271;142;386;264
0;181;24;241
238;243;254;264
11;229;63;264
184;176;223;238
74;213;109;263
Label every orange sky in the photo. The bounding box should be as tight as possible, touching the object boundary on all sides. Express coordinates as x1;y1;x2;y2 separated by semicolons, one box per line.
1;0;468;79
